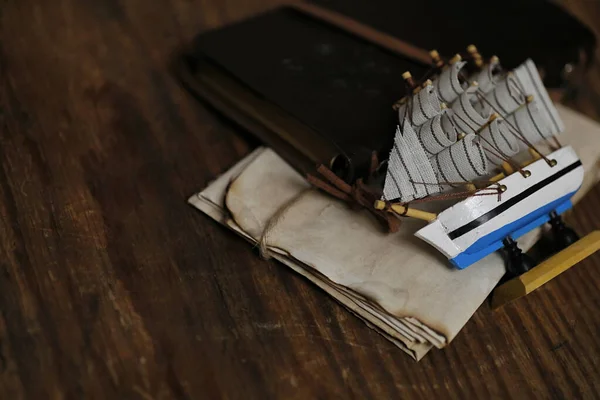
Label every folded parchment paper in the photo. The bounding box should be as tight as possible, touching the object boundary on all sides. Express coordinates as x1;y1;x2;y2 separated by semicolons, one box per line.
190;105;600;360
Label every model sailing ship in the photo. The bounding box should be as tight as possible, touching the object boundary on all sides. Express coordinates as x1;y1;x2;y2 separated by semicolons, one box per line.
366;46;600;307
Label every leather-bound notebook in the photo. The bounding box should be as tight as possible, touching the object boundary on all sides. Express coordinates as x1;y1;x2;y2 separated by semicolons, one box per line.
312;0;596;87
178;1;595;181
179;6;427;181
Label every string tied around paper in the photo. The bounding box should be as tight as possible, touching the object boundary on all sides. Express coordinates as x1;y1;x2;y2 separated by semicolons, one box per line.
257;188;311;259
258;155;396;259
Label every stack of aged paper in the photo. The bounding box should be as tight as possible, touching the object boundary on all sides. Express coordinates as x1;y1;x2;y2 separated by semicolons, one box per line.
190;105;600;360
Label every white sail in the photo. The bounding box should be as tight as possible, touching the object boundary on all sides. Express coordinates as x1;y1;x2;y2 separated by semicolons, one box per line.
473;60;564;149
513;59;564;134
384;57;566;205
403;121;441;196
451;90;491;135
397;83;443;126
507;101;554;151
383;123;441;202
429;133;489;185
471;57;501;94
478;119;520;166
480;73;525;116
416;109;458;156
434;61;467;104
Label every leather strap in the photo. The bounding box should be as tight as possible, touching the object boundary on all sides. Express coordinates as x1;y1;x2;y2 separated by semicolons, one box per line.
292;2;432;65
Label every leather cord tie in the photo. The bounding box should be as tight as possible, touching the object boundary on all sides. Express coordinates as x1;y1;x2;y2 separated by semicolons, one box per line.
306;163;400;233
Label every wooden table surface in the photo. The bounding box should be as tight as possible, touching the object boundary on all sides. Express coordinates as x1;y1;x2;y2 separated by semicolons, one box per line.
2;1;600;398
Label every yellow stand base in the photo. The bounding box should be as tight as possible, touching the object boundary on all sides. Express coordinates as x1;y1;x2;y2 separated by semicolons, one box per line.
491;230;600;309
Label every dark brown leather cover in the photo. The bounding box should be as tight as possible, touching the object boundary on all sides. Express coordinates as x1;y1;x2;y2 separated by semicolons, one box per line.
179;2;595;179
311;0;596;87
187;7;426;178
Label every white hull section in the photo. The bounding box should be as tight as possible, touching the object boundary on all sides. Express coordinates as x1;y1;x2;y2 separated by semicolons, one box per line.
415;146;583;268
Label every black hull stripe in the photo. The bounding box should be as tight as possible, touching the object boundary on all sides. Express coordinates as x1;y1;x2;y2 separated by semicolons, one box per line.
448;160;582;240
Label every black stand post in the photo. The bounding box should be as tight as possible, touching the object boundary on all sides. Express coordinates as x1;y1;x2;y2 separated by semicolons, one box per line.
503;237;536;278
548;211;579;250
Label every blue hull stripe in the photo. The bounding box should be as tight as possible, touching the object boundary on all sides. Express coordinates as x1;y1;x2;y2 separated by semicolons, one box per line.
450;191;576;269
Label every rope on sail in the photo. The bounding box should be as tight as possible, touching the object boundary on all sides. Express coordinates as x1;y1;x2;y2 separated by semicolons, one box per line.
383;58;567;206
429;133;488;187
473;59;564;145
474;87;556;162
401;185;505;205
471;56;502;94
507;102;555;151
479;73;525;117
478;119;520;166
452;109;524;173
514;59;564;134
451;90;491;135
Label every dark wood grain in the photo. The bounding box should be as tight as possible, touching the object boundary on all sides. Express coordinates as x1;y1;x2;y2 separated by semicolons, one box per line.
1;1;600;398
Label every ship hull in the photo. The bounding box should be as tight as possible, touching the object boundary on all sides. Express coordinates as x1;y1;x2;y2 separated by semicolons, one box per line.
415;146;584;269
